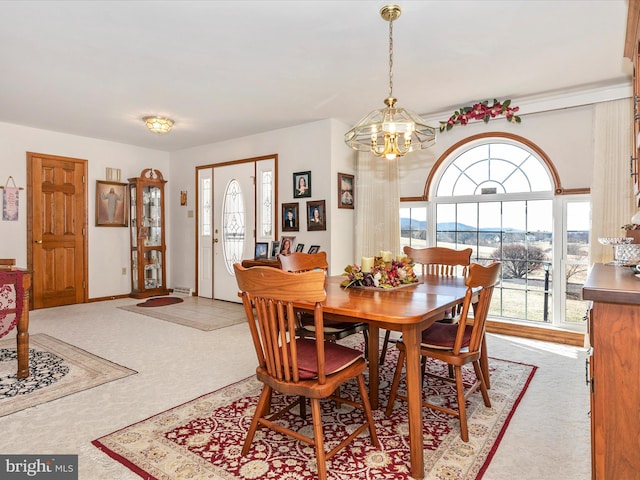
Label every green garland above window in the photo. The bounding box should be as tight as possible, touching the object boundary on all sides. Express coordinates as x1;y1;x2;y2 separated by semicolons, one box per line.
439;99;521;132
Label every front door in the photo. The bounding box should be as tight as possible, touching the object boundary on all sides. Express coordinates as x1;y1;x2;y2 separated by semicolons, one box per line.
212;162;255;302
27;152;87;309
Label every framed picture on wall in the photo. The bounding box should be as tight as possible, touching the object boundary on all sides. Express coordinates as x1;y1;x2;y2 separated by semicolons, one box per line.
307;199;326;231
282;202;299;232
338;172;354;209
96;180;128;227
293;171;311;198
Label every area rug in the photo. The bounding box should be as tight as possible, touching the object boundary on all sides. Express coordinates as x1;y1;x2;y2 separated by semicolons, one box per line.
0;333;136;417
136;297;184;307
118;296;246;331
93;348;536;480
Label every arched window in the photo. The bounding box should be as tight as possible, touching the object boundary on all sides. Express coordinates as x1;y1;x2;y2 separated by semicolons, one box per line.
403;133;590;328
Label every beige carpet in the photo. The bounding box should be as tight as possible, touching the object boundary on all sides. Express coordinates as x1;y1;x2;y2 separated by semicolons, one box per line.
118;296;246;331
0;333;136;417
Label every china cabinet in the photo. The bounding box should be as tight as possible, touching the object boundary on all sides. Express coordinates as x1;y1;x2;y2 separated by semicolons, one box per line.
128;168;169;298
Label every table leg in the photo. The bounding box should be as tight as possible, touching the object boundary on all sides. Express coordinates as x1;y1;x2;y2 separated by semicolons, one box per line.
16;273;31;379
367;324;379;410
402;324;424;480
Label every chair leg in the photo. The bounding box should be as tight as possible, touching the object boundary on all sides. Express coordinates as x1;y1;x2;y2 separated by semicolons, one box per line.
472;360;491;407
453;366;469;442
310;398;328;480
385;348;405;416
242;385;272;455
380;330;391;364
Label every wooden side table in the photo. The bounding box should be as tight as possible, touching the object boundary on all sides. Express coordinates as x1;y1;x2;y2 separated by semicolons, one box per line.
241;258;281;269
0;268;32;379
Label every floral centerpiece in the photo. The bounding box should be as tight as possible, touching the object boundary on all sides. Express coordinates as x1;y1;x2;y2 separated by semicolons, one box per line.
341;256;418;289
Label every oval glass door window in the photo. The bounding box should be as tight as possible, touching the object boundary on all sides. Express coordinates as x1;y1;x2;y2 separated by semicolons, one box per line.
222;179;245;274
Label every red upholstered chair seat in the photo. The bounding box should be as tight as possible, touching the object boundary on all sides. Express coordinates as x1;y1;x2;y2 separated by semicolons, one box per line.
420;322;472;350
293;338;363;379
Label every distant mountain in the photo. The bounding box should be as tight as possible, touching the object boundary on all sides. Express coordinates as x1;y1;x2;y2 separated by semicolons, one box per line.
400;218;532;233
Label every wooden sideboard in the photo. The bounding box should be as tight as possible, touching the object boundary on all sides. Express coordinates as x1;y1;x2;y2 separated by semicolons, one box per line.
583;263;640;479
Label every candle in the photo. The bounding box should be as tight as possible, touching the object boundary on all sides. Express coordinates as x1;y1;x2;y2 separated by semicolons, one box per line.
361;257;374;272
380;251;392;263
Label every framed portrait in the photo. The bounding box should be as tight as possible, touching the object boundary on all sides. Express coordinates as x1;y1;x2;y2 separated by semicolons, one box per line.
282;202;299;232
270;241;280;258
307;199;326;231
293;171;311;198
338;172;354;209
278;236;296;256
254;242;268;259
96;180;128;227
308;245;320;254
180;190;188;206
295;243;305;252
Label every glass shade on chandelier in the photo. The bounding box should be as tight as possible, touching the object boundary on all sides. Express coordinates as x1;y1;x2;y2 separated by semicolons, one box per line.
143;116;174;134
344;4;436;160
344;95;436;160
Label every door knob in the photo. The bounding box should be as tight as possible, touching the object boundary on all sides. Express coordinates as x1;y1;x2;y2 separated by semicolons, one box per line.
34;240;43;244
213;238;219;243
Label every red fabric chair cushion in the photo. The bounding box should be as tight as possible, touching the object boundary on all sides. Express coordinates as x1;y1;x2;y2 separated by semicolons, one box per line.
294;338;362;379
420;322;472;350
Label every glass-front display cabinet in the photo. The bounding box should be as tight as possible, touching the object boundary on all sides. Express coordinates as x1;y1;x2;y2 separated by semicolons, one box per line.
128;168;169;298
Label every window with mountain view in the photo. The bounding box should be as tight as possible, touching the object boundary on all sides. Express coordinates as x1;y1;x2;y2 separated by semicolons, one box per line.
402;138;590;327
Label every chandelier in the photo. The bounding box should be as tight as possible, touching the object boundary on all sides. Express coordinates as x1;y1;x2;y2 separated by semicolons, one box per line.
344;4;436;160
143;116;174;134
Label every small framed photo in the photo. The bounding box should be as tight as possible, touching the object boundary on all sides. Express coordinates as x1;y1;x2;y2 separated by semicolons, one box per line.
278;236;296;256
254;242;268;259
96;180;128;227
338;172;354;209
295;243;305;252
293;171;311;198
307;200;326;231
282;202;299;232
180;190;188;206
270;241;280;258
308;245;320;254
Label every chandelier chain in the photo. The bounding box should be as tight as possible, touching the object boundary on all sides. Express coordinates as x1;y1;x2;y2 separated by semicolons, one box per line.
388;18;394;98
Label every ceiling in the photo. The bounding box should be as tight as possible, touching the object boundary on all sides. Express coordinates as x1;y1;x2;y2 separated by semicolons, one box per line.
0;0;632;152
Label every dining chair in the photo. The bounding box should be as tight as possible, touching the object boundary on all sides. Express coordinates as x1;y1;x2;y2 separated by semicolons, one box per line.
379;246;473;364
233;264;379;480
384;262;501;442
279;252;369;355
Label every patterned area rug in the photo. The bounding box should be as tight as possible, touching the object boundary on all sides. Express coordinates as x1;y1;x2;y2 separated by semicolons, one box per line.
118;296;246;331
0;333;136;417
93;348;536;480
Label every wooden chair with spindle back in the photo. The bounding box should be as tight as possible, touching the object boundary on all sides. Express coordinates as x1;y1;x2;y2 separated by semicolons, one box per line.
233;264;379;480
379;246;473;363
384;262;501;442
279;252;369;353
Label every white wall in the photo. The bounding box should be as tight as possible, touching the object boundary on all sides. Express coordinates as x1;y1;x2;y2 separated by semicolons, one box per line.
0;121;170;299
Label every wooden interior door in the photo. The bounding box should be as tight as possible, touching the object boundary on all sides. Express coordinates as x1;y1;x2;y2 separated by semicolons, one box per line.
27;152;88;309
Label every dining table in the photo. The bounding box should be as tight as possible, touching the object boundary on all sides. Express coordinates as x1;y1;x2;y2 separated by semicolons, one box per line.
295;273;486;480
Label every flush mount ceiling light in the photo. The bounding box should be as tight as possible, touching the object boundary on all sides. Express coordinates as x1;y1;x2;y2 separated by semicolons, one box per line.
143;116;174;134
344;4;436;160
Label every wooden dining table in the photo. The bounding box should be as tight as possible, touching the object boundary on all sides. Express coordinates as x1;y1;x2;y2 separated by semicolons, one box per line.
295;273;485;480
